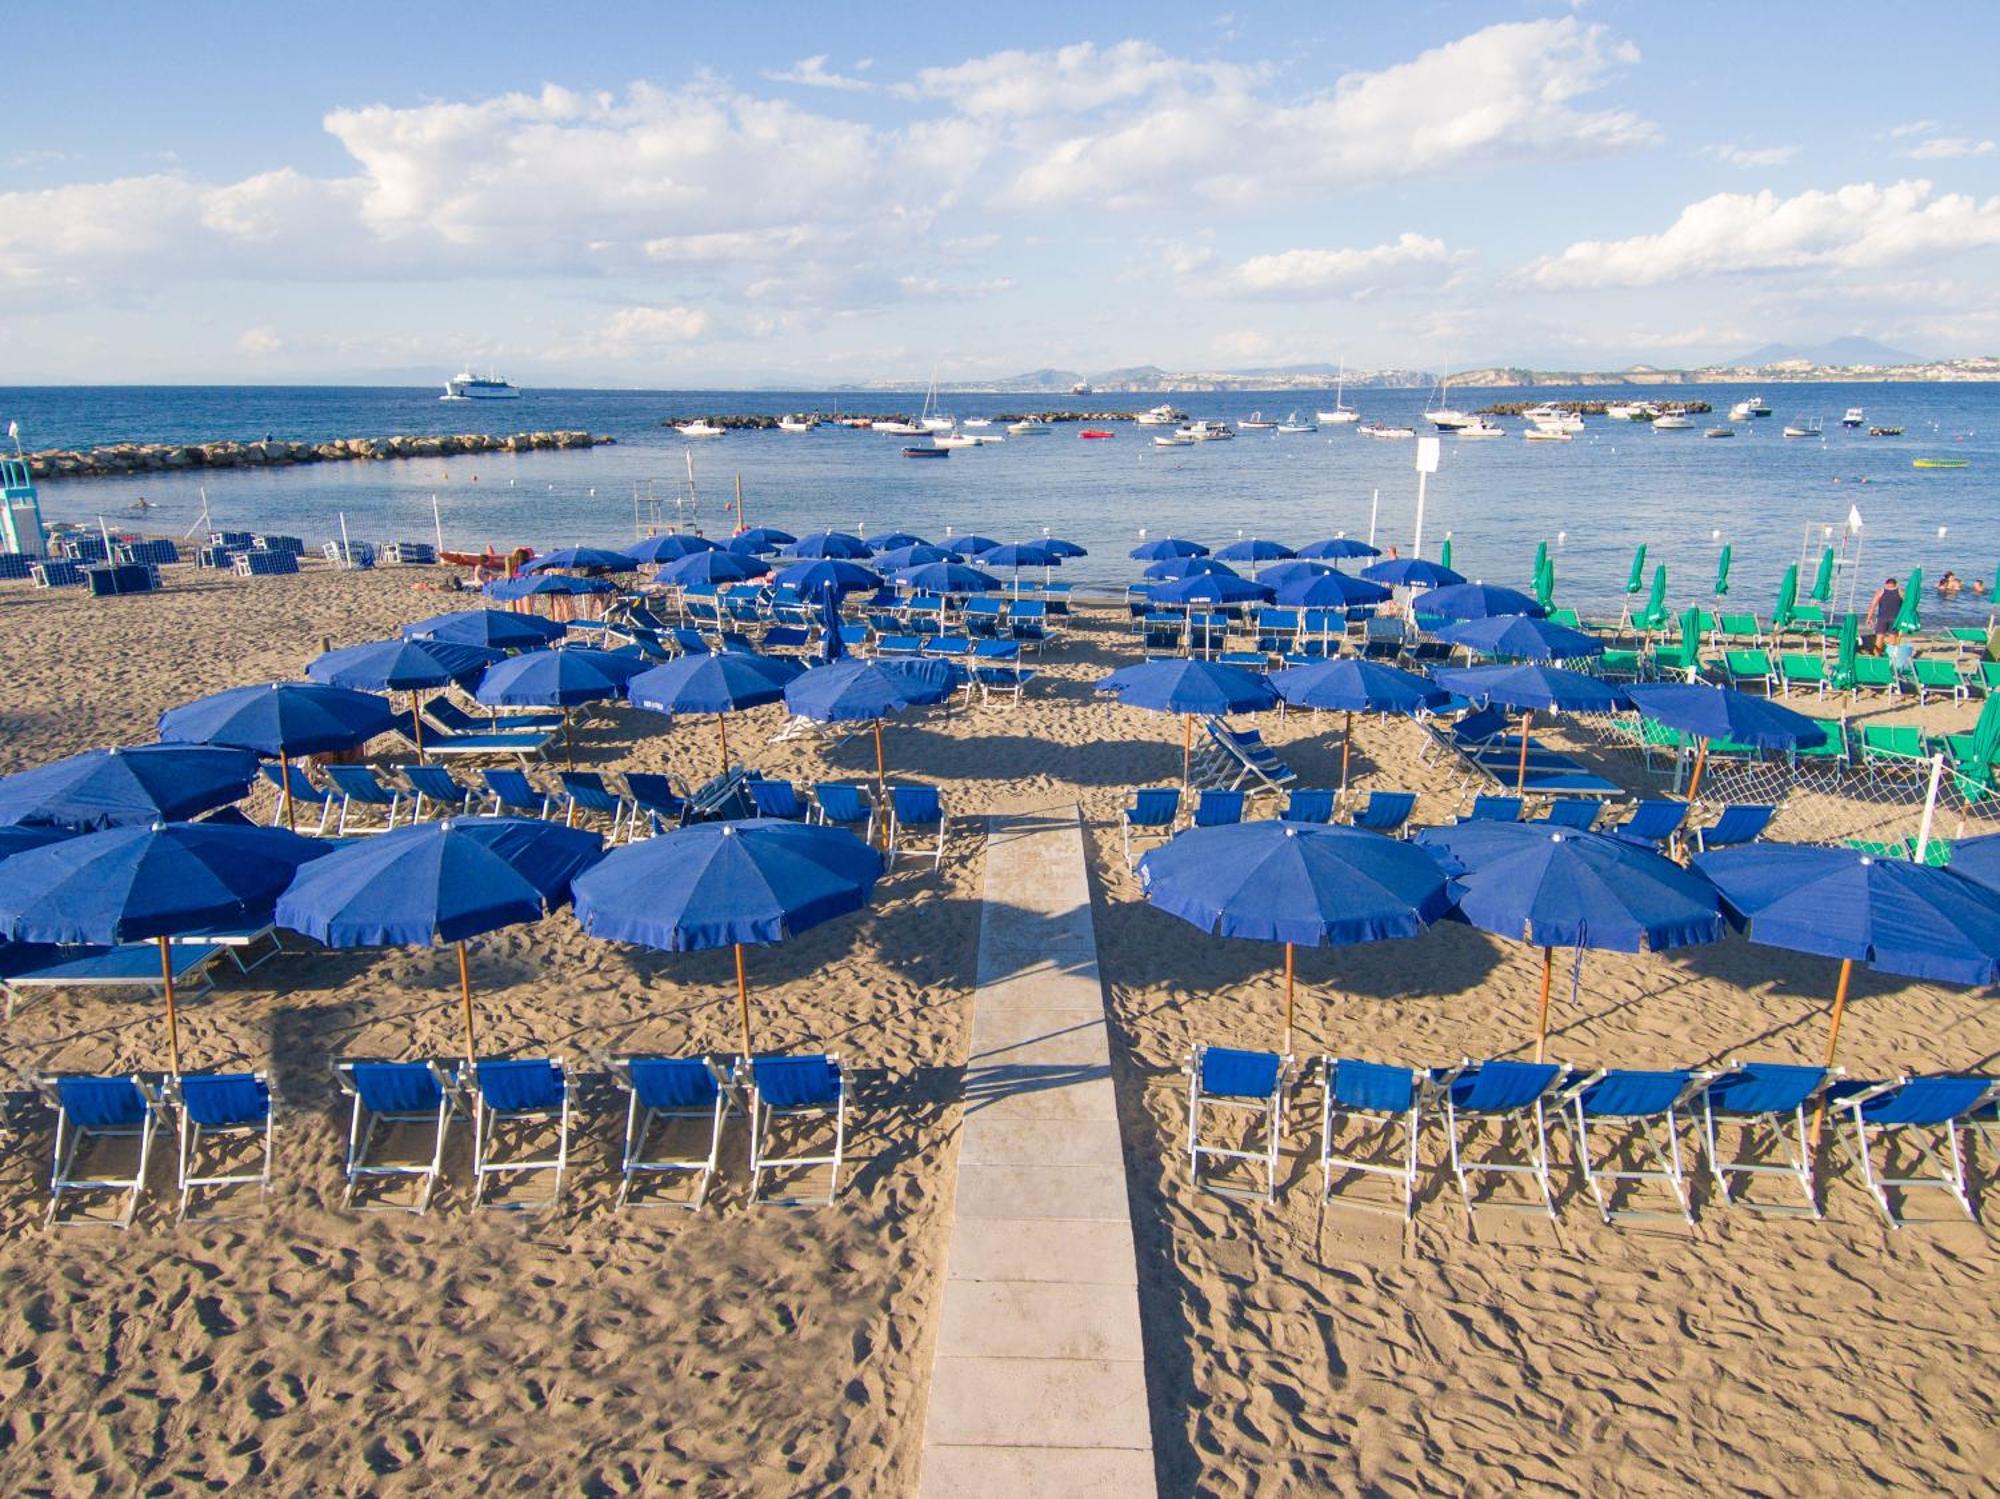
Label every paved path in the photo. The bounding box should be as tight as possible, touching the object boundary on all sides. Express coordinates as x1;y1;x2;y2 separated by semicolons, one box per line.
917;807;1158;1497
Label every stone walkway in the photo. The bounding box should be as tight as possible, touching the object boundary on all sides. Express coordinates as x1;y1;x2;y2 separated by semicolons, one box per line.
917;806;1157;1497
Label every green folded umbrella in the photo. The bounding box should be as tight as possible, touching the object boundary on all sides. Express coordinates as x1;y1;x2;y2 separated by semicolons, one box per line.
1892;567;1922;633
1533;540;1548;586
1714;543;1732;598
1836;611;1859;686
1625;543;1648;595
1774;563;1799;628
1809;546;1836;603
1534;553;1556;612
1439;537;1453;571
1636;563;1669;630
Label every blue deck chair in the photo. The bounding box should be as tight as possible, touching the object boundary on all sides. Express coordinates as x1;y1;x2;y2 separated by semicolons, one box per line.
876;633;925;656
260;762;339;834
887;784;948;867
611;1057;734;1210
962;597;1005;637
560;771;632;839
973;658;1037;703
1282;789;1339;825
747;778;808;821
742;1054;847;1205
1010;599;1053;650
1700;1062;1837;1217
1608;799;1687;852
1187;1044;1292;1202
323;764;405;834
403;764;475;820
1434;1060;1566;1216
333;1059;460;1214
1348;791;1417;837
623;772;689;835
482;767;551;819
426;696;562;734
1693;804;1775;852
1528;800;1600;832
1194;788;1247;828
1319;1059;1426;1218
760;624;811;655
470;1058;571;1210
811;783;875;844
38;1074;162;1230
165;1071;273;1222
1561;1068;1707;1225
1466;795;1524;823
1122;787;1181;867
1825;1074;1999;1226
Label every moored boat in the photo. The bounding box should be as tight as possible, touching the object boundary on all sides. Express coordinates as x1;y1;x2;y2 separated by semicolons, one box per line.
1079;428;1115;440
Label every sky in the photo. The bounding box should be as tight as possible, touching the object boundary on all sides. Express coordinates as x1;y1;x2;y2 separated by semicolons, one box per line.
4;0;1998;386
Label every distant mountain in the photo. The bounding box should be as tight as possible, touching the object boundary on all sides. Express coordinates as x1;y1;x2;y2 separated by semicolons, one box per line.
1087;365;1171;389
986;367;1089;392
1730;336;1924;367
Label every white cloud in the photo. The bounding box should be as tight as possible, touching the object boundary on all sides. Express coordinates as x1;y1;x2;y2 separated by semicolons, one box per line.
1904;136;1997;160
236;325;282;356
603;305;709;345
1704;143;1799;168
1524;179;2000;290
1210;234;1466;299
907;39;1255;118
761;55;874;93
1887;120;1939;139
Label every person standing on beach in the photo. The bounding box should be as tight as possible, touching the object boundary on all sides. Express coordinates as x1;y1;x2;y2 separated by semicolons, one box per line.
1864;576;1903;653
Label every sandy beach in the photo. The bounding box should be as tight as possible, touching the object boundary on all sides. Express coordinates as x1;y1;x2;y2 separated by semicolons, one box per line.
0;563;1996;1494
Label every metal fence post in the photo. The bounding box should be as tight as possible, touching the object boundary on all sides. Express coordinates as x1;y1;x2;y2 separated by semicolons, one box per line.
1914;753;1944;863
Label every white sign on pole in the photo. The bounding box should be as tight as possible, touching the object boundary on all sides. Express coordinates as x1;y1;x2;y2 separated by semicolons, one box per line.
1415;437;1441;474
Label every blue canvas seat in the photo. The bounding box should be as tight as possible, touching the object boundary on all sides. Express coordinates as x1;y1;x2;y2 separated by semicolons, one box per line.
747;779;808;821
1826;1074;1999;1226
3;941;225;1023
1194;788;1246;827
1282;789;1338;825
1319;1059;1426;1218
1465;795;1524;823
1608;799;1687;852
972;658;1037;703
1010;598;1053;649
1528;800;1600;831
1693;804;1775;852
559;771;633;839
622;772;689;835
812;783;875;844
612;1057;734;1210
166;1071;274;1221
742;1054;847;1205
38;1074;163;1230
1699;1062;1837;1217
426;696;561;734
482;767;551;819
1561;1068;1707;1225
470;1058;572;1210
1122;787;1181;867
887;784;948;867
1433;1060;1566;1216
323;764;404;833
260;762;340;833
1187;1044;1292;1202
403;764;476;820
1348;790;1417;836
333;1059;460;1214
1195;720;1297;794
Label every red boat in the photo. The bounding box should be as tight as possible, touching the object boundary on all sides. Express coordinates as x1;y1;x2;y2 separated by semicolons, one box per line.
1079;429;1115;440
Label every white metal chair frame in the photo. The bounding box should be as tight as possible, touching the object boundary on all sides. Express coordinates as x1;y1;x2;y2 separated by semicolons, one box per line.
612;1057;735;1211
1834;1078;1997;1228
743;1056;847;1207
335;1059;459;1215
471;1059;572;1211
1700;1064;1837;1218
167;1073;276;1223
888;792;948;869
1439;1062;1564;1218
1319;1060;1427;1219
1185;1044;1293;1203
1563;1069;1708;1227
41;1075;162;1231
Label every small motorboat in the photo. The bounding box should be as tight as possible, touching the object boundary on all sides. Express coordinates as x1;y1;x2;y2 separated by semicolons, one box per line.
1134;404;1188;426
1706;426;1735;439
1728;400;1754;422
1842;407;1865;428
1182;421;1234;441
902;444;950;459
1007;419;1053;435
1868;426;1903;437
1652;413;1694;431
1522;426;1571;442
933;433;978;449
872;419;924;435
676;420;725;439
1358;421;1415;439
776;415;817;433
1276;412;1317;434
1236;411;1277;430
1456;417;1504;438
1152;432;1195;447
1079;428;1115;440
1782;419;1823;438
1747;395;1772;416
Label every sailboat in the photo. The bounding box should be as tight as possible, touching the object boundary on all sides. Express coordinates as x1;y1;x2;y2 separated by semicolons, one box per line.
1425;370;1472;430
1315;362;1360;425
919;367;955;432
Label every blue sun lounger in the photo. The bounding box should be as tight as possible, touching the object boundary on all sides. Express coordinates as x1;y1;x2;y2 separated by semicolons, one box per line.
38;1074;163;1230
1825;1073;1999;1226
1692;804;1776;852
1607;798;1688;852
1528;800;1600;832
1319;1059;1427;1218
1560;1068;1707;1225
747;779;808;820
482;767;551;819
470;1058;572;1211
1282;788;1338;824
743;1054;847;1205
425;697;564;735
1187;1044;1291;1202
1433;1060;1566;1216
333;1059;460;1214
1347;790;1417;836
261;762;340;833
1195;719;1298;794
559;772;632;838
1122;787;1181;866
887;785;948;867
1194;789;1246;828
811;783;875;843
325;764;405;833
611;1056;733;1210
1465;795;1524;823
1699;1061;1837;1217
403;764;477;820
3;940;227;1022
165;1071;274;1221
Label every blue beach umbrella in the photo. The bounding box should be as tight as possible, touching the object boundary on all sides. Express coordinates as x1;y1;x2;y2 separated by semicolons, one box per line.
863;531;928;551
1145;556;1237;582
160;682;401;829
0;825;73;862
1419;583;1547;621
572;819;885;1052
1432;664;1630;792
476;647;648;767
624;532;720;565
1269;658;1449;789
1215;538;1296;567
403;609;566;651
0;821;329;1070
1298;537;1381;560
1417;823;1726;1058
783;531;872;560
1625;683;1830;802
1259;559;1334;588
1148;573;1273;607
949;535;1003;555
520;546;638;574
1945;832;2000;895
658;549;771;586
626;651;804;773
784;656;958;801
729;527;797;556
276;816;603;1060
978;543;1056;570
0;744;261;831
774;559;883;596
1040;538;1088;559
896;561;1001;594
1434;614;1605;662
1097;659;1277;785
1138;821;1454;1049
483;573;615;601
1362;557;1465;588
1273;571;1392;609
1130;536;1210;561
306;637;504;760
874;543;960;573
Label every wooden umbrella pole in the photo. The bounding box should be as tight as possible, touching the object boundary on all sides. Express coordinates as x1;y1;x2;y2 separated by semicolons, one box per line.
717;713;730;775
563;709;575;771
1684;738;1710;805
1283;942;1296;1055
413;693;426;765
734;942;753;1058
1533;945;1554;1063
1811;957;1855;1143
457;940;477;1065
1183;713;1193;790
1516;708;1532;793
280;753;296;832
1340;710;1353;794
873;719;888;813
159;936;182;1076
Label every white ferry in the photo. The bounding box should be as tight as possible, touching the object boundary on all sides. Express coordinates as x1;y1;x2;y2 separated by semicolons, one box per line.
441;370;521;401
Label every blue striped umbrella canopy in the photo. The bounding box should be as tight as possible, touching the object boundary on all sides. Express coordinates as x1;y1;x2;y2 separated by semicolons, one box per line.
874;543;961;572
896;561;1001;593
483;573;614;600
402;609;566;650
1145;556;1238;581
1040;538;1088;558
1419;583;1548;621
979;543;1057;569
1098;659;1276;785
1259;559;1334;588
1274;570;1391;608
949;535;1002;555
624;533;720;564
160;682;399;757
1432;664;1630;792
1270;657;1446;789
1298;537;1380;560
0;745;261;831
658;549;770;586
1130;536;1210;561
474;648;646;708
520;546;638;574
571;819;885;1051
783;532;872;560
774;559;882;596
1434;614;1605;662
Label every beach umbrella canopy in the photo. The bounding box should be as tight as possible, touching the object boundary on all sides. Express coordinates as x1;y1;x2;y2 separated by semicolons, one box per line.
475;647;646;708
1298;537;1380;560
160;682;399;758
1138;821;1453;1048
1215;538;1296;563
863;531;928;551
1098;659;1277;786
896;561;1001;593
950;535;1002;555
1714;543;1733;598
1040;538;1088;558
1624;543;1649;595
1144;556;1238;581
483;573;615;600
1810;546;1837;603
1626;683;1828;751
520;546;638;574
1274;570;1392;609
275;816;603;1060
307;637;501;693
0;825;74;862
1259;559;1334;588
785;656;956;801
817;584;846;666
873;543;959;572
728;527;796;556
1419;583;1548;621
1148;573;1272;607
0;821;329;1070
1270;658;1449;789
979;543;1057;570
1892;567;1922;633
1416;823;1726;1057
784;531;872;560
1362;558;1464;588
1773;563;1800;628
624;532;720;564
1130;536;1210;561
658;549;770;586
0;745;261;831
572;819;885;1051
774;559;882;596
403;609;566;650
1944;832;2000;896
628;651;804;773
1435;614;1605;662
1433;664;1630;792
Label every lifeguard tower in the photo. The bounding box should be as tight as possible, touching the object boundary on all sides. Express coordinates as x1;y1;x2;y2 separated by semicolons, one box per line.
1;454;46;557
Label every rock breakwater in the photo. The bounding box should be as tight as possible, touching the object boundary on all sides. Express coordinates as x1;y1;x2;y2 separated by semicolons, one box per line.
25;430;613;481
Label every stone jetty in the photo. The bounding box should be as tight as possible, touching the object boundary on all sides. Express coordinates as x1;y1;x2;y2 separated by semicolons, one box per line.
24;430;612;481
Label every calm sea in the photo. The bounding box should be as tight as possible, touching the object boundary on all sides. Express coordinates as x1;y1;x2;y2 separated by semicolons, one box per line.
2;383;1992;616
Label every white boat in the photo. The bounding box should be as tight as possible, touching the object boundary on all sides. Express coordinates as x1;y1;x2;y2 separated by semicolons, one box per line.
1746;395;1772;416
1783;418;1823;438
1605;402;1641;420
963;433;1005;445
1706;426;1735;438
871;419;924;435
1359;421;1415;439
1070;380;1093;395
1276;412;1317;434
1525;404;1583;433
676;420;725;439
1728;400;1754;422
1182;421;1234;441
919;366;955;431
1457;417;1504;438
1134;403;1187;426
1316;363;1360;425
1425;370;1472;429
1007;419;1053;435
776;415;817;433
962;418;993;429
440;370;520;401
1522;426;1572;442
1843;406;1865;428
1236;411;1278;430
932;433;978;449
1652;413;1694;430
1152;432;1196;447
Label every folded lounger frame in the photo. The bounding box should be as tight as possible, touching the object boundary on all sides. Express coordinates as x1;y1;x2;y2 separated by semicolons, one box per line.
742;1053;847;1206
1827;1074;1999;1227
1433;1059;1566;1216
165;1070;275;1222
1699;1061;1838;1217
611;1056;734;1210
39;1073;163;1230
1186;1044;1292;1202
333;1059;460;1214
1561;1067;1708;1225
1320;1058;1426;1218
469;1058;572;1210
